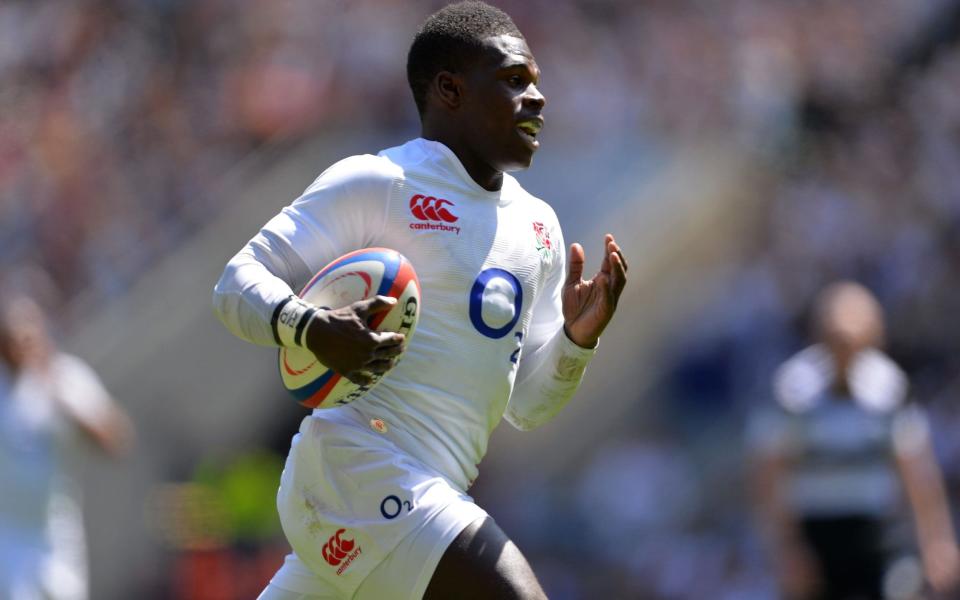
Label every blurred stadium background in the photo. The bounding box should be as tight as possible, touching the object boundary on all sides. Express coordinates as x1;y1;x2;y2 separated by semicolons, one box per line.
4;0;960;598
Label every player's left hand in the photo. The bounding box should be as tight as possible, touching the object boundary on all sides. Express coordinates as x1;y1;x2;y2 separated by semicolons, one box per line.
562;233;627;348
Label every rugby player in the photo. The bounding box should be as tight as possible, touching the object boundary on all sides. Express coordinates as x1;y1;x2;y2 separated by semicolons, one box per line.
0;294;134;600
213;2;627;598
750;282;960;600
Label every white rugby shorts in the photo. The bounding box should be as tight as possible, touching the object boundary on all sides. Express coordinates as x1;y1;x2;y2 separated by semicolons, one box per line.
260;408;487;599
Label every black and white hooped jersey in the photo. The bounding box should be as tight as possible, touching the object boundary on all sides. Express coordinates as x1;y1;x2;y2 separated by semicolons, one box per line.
749;345;930;518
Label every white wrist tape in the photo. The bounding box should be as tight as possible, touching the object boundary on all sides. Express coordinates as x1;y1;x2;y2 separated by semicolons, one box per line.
271;296;319;348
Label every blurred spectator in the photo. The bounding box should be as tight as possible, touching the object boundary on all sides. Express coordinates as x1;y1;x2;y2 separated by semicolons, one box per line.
0;293;134;599
748;282;960;600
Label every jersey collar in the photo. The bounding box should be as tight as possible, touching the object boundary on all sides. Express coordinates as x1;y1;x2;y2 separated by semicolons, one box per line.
413;138;515;205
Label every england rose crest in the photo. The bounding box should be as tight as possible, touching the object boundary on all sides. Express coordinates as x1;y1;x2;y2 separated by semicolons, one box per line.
532;221;554;260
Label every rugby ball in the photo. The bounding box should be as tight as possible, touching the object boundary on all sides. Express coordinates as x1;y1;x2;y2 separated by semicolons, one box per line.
279;248;420;409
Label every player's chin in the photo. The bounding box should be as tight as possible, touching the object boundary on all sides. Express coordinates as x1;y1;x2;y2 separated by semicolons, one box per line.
502;157;535;172
501;144;538;171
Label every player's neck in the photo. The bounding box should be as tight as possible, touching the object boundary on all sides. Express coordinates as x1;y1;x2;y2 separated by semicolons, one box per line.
420;128;503;192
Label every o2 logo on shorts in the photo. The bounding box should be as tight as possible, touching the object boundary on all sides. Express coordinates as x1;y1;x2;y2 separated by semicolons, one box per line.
469;268;523;339
380;495;414;520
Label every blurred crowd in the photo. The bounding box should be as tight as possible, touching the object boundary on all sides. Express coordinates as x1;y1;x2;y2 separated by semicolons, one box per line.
3;0;957;325
5;0;960;598
0;0;421;322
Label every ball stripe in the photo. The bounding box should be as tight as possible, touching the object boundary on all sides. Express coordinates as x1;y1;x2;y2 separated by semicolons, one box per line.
301;248;401;296
368;260;420;331
289;367;339;406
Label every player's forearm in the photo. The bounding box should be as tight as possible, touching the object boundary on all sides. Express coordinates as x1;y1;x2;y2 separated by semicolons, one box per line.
213;246;305;347
892;409;959;554
895;446;960;591
505;327;596;431
898;449;958;552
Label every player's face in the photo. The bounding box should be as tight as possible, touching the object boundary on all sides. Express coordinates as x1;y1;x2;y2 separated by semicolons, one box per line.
461;34;545;173
0;300;51;371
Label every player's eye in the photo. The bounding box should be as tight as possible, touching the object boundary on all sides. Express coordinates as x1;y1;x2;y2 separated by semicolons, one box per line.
507;75;525;88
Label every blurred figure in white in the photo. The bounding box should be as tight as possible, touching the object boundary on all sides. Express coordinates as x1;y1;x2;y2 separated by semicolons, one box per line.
0;294;134;600
749;281;960;600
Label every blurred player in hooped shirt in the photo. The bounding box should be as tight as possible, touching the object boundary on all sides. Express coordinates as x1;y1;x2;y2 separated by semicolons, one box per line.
0;294;134;600
749;282;960;600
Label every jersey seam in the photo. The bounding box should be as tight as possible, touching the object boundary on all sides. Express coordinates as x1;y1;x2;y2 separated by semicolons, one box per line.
378;177;399;245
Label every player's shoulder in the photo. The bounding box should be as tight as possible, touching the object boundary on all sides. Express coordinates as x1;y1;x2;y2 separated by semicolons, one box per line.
849;348;908;413
51;351;91;374
306;153;404;194
772;344;832;413
503;174;559;223
49;351;104;388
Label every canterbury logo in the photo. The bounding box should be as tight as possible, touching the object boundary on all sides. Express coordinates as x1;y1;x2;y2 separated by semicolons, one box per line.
322;529;358;567
410;194;458;223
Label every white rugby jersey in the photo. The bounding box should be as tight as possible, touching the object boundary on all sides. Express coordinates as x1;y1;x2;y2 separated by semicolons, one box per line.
214;138;596;491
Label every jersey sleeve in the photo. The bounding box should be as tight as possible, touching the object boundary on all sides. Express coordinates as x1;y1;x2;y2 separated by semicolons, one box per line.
52;354;116;429
892;403;932;457
212;155;397;346
504;215;597;431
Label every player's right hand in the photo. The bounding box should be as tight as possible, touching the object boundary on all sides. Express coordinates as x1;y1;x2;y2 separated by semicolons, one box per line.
303;295;406;386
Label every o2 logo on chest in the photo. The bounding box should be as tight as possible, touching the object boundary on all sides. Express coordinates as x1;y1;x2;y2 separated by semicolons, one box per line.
469;268;523;340
470;267;523;340
469;268;526;364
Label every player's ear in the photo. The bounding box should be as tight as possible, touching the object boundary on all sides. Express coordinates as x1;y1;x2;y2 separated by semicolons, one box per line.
433;71;464;110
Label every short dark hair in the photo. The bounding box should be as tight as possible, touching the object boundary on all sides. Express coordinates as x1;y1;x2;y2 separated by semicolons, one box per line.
407;1;523;117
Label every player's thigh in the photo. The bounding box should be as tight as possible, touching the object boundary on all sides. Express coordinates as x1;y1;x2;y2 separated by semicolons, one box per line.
423;516;547;600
